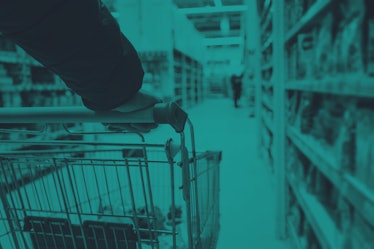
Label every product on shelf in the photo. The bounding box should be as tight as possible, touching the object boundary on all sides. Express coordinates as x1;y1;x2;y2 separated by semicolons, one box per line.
314;170;331;206
287;92;299;125
294;92;320;135
1;92;22;107
297;32;315;79
286;143;296;172
334;101;357;172
5;63;29;85
0;64;13;85
345;212;374;249
338;0;366;74
287;43;298;80
289;145;309;185
332;0;365;74
355;109;374;191
0;36;17;51
285;0;305;31
314;13;334;78
366;17;374;76
310;96;345;146
303;222;322;249
305;165;317;194
289;203;303;236
336;197;352;236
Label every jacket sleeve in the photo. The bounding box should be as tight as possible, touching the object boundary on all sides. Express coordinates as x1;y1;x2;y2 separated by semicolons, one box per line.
0;0;144;111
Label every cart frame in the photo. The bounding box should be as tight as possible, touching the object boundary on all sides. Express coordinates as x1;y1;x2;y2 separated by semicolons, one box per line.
0;103;220;249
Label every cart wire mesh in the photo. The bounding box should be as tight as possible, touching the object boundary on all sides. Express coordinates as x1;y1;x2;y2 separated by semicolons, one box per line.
0;138;221;249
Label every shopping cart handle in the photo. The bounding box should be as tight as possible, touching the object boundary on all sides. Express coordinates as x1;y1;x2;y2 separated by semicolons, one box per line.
153;102;188;133
0;102;188;133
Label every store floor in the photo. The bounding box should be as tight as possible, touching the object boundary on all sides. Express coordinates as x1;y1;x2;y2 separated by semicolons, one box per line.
185;98;290;249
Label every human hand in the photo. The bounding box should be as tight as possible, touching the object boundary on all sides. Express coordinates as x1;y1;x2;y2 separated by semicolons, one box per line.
103;90;162;133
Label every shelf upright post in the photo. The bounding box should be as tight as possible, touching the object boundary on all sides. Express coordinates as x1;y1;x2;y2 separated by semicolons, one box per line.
181;54;187;107
273;0;287;239
247;0;264;156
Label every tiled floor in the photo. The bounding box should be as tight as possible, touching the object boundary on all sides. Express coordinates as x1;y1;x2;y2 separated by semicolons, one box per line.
185;98;291;249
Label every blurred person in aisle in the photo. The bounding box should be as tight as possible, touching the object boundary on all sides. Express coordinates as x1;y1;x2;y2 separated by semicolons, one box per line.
0;0;160;132
230;69;244;108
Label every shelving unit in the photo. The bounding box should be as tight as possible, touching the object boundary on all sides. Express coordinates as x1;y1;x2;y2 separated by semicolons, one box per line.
286;76;374;98
258;0;275;182
173;50;204;107
284;0;336;43
288;127;374;228
0;36;79;108
258;0;374;247
288;174;342;249
117;1;205;108
0;35;84;152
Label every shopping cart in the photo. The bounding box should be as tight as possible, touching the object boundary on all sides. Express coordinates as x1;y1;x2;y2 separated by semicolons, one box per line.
0;102;221;249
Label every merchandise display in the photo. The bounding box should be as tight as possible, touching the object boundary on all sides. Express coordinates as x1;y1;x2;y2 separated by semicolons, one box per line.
260;0;374;248
1;0;373;248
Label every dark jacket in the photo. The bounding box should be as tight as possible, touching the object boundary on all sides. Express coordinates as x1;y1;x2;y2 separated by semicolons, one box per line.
0;0;144;111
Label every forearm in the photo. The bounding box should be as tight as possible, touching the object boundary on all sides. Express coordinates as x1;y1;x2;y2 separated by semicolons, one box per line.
0;0;143;111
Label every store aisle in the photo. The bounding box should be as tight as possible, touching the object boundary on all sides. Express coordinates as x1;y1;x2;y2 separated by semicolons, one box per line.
186;98;290;249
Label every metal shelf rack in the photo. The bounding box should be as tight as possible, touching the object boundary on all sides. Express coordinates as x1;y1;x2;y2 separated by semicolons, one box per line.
258;0;374;247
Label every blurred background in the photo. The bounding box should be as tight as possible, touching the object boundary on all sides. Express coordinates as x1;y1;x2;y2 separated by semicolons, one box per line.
0;0;374;249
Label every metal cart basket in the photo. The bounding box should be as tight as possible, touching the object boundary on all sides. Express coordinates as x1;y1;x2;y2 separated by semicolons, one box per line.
0;103;221;249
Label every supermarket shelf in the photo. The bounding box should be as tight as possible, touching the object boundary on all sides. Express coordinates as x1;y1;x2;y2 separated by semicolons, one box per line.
1;84;67;92
285;0;336;43
287;218;304;249
286;76;374;98
288;174;342;249
287;126;374;228
262;98;274;111
262;36;273;52
262;113;274;134
261;62;273;71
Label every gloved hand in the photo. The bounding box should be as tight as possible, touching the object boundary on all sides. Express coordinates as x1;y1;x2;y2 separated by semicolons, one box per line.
103;91;162;133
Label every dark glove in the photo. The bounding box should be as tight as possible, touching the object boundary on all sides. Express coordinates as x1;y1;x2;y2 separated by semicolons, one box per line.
103;91;162;133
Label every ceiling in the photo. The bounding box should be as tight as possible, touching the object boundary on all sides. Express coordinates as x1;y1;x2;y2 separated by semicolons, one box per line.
173;0;245;39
